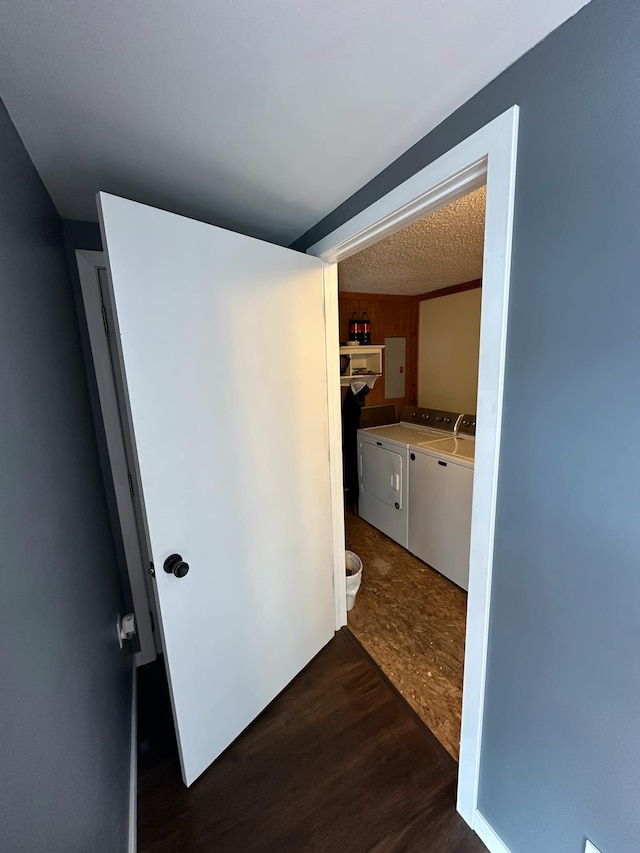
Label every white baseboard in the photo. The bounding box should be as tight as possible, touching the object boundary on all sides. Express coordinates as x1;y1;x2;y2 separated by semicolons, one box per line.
128;666;138;853
474;810;511;853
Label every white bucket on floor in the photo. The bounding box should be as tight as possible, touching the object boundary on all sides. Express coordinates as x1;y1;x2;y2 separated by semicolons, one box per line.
345;550;363;611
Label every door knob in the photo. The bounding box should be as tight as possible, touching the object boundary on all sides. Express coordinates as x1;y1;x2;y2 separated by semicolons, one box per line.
164;553;190;578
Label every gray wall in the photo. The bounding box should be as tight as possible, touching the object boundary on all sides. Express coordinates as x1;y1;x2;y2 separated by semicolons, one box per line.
0;98;132;851
294;1;640;851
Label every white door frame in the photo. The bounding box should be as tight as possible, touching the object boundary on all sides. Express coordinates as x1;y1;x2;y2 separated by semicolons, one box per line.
76;249;158;667
307;105;519;830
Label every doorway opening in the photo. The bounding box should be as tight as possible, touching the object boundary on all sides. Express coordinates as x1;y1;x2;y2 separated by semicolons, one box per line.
338;184;486;761
309;105;518;830
76;107;517;842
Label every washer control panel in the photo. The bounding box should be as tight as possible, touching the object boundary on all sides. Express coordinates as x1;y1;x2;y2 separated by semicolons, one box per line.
399;405;460;434
458;414;476;437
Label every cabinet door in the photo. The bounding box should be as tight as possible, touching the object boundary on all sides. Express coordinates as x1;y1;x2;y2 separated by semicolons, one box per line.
360;441;403;509
408;452;473;590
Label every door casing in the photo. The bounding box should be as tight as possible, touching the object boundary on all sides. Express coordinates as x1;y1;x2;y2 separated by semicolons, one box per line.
76;249;159;667
308;105;519;831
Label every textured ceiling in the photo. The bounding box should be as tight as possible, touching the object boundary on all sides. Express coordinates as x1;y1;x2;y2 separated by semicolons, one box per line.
339;185;486;295
0;0;590;245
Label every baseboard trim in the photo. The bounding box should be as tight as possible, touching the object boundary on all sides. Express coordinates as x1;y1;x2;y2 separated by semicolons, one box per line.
128;665;138;853
474;810;511;853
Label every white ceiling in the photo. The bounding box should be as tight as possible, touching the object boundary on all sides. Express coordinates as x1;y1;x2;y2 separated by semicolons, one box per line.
339;185;486;295
0;0;590;245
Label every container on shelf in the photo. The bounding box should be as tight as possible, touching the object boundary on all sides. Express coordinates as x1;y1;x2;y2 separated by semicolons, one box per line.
360;312;371;344
349;312;359;342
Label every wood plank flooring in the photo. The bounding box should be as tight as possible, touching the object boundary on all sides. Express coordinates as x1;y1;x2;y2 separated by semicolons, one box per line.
346;513;467;759
138;631;485;853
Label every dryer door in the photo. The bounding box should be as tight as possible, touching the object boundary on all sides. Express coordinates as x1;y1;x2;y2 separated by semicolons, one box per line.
360;441;403;509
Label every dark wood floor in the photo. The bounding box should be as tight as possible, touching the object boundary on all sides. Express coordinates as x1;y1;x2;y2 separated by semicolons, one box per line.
138;631;486;853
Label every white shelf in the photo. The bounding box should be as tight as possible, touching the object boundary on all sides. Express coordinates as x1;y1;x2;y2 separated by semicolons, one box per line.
340;345;384;389
340;373;382;387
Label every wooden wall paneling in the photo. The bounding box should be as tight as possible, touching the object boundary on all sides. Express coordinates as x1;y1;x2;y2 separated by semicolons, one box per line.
338;293;419;412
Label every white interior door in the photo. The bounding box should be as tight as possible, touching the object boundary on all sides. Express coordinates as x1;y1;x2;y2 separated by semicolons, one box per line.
98;193;335;786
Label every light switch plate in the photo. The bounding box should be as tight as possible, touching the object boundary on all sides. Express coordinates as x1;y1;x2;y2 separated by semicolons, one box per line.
585;841;603;853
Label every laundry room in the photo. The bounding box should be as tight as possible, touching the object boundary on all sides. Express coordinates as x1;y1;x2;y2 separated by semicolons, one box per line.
339;184;485;760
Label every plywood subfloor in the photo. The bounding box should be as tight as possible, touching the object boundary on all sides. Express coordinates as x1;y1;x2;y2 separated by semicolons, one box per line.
138;632;485;853
346;513;466;760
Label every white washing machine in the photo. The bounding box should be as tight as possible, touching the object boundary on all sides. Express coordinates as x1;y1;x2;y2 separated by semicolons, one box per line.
357;408;458;548
408;434;475;590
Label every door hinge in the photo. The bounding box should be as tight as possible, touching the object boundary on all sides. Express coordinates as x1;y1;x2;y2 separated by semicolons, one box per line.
127;471;134;497
101;300;109;335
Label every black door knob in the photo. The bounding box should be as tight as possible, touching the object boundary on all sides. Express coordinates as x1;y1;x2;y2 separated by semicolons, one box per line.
164;553;190;578
410;453;416;461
